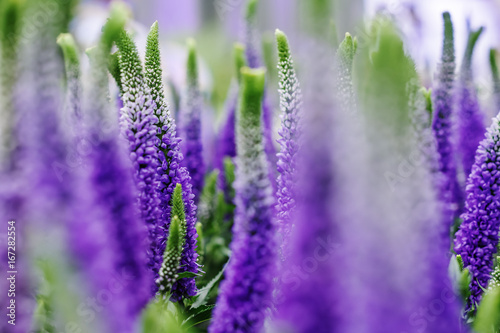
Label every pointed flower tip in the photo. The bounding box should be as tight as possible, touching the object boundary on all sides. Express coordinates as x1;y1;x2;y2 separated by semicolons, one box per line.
246;0;259;21
275;29;290;61
442;11;454;40
186;38;198;82
339;32;356;59
234;43;247;83
240;67;266;121
57;33;80;67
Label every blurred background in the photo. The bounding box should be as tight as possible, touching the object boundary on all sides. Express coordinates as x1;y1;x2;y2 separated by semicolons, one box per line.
73;0;500;117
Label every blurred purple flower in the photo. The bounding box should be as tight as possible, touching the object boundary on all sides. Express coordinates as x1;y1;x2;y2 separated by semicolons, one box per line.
180;39;205;205
457;27;486;179
209;68;276;333
431;12;463;233
275;30;302;256
454;114;500;313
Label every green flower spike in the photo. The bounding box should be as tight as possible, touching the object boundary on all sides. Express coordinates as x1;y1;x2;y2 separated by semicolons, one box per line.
157;184;187;296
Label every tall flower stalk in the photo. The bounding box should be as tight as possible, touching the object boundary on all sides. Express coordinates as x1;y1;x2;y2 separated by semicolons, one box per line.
180;39;205;204
68;6;152;331
457;26;485;179
244;0;277;189
145;22;199;301
209;68;276;333
275;30;302;256
431;12;462;241
454;114;500;313
156;184;187;296
116;30;162;293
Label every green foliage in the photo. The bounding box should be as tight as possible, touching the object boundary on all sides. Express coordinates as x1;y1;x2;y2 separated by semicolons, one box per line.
223;157;236;201
474;286;500;332
142;298;194;333
196;170;232;287
197;170;219;227
461;26;483;76
422;87;433;122
0;0;24;49
354;18;418;142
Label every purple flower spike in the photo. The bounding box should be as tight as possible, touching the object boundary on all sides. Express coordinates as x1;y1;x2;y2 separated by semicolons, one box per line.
180;38;205;205
457;26;486;179
145;22;199;301
116;30;162;293
432;12;463;231
209;68;276;333
454;113;500;313
275;30;302;256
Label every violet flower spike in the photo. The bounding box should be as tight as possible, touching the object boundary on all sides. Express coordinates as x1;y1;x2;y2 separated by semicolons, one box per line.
180;38;205;205
275;29;302;257
116;30;162;293
69;6;152;330
145;22;199;301
454;113;500;313
431;12;463;233
209;68;276;333
457;26;486;179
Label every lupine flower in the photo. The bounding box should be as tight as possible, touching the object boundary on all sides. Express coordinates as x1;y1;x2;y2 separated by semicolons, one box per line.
431;12;463;239
156;184;187;295
454;113;500;313
209;68;276;333
275;30;302;257
69;6;152;331
145;22;199;301
116;29;162;292
457;26;486;179
180;39;205;204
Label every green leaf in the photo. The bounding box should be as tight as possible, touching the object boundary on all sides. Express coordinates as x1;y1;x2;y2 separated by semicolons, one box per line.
191;263;227;309
182;304;215;329
177;271;202;279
